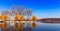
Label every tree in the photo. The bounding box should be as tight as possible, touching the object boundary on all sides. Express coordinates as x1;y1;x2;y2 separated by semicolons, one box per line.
32;16;37;21
19;15;25;21
1;15;9;21
11;6;16;15
2;10;11;15
0;15;2;20
17;7;25;15
13;13;19;21
1;10;11;20
10;6;17;21
26;9;32;20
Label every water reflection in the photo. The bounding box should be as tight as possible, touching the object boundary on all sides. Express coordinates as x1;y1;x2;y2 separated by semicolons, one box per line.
0;22;60;31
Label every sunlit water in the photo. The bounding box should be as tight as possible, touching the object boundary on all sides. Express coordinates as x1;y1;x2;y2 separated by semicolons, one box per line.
0;21;60;31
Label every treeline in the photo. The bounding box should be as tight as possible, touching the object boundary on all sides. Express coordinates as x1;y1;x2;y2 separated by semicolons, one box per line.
0;6;37;21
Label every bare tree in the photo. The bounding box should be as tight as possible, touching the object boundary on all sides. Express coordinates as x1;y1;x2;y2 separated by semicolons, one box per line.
17;6;26;16
2;10;11;15
1;10;11;21
11;6;16;16
26;9;32;20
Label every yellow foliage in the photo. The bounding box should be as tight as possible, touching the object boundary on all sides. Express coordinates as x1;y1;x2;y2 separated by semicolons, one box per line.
20;23;24;30
32;22;36;28
0;15;2;20
32;16;37;21
19;15;25;21
14;13;19;21
1;15;9;21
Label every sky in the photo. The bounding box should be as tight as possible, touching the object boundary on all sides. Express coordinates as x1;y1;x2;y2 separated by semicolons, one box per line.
0;0;60;18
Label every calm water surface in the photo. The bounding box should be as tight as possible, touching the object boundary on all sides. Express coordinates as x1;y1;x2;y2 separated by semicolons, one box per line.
0;21;60;31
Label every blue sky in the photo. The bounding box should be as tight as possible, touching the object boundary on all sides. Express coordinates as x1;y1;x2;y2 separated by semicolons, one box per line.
0;0;60;18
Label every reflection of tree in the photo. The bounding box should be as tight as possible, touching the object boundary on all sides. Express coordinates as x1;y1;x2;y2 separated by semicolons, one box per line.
20;23;24;30
32;22;36;28
1;23;8;29
14;23;19;30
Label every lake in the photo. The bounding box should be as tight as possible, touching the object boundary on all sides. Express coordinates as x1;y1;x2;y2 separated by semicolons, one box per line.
0;21;60;31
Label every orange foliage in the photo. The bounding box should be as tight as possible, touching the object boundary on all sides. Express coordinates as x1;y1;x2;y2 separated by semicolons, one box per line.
19;15;25;21
14;13;19;21
32;22;36;28
0;15;2;20
1;15;9;21
32;16;37;21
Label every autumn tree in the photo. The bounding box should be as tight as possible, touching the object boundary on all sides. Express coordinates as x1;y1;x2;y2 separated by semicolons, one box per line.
32;16;37;21
19;15;25;21
1;10;11;21
0;15;2;20
1;13;9;21
14;13;19;21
